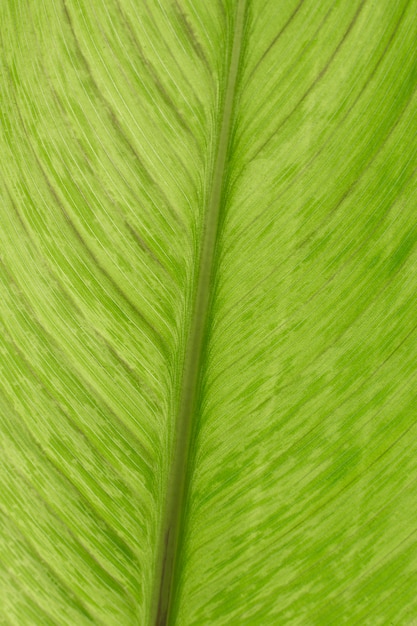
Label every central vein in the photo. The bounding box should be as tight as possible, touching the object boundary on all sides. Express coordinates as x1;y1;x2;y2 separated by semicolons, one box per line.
152;3;247;624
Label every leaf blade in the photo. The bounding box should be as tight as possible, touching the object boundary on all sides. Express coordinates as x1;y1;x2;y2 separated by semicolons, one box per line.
2;0;417;624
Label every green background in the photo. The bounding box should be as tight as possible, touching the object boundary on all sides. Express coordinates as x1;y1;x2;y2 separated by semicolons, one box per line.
1;0;417;623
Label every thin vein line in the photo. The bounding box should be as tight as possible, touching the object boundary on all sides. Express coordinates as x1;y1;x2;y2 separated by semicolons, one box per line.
219;72;417;333
60;0;186;229
250;0;366;161
294;475;416;585
82;0;201;207
236;2;335;160
271;392;417;553
0;330;144;573
1;454;137;608
0;567;61;626
46;80;178;280
2;62;169;361
246;0;306;82
0;501;100;623
314;520;417;615
3;178;162;431
226;0;409;257
0;257;154;475
114;0;200;137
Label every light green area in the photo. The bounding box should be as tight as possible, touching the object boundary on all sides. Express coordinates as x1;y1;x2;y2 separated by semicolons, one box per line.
1;0;417;624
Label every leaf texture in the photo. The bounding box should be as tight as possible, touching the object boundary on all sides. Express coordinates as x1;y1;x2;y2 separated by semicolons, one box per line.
1;0;417;624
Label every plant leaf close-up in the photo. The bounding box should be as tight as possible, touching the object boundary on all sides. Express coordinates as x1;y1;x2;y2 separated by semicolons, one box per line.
1;0;417;624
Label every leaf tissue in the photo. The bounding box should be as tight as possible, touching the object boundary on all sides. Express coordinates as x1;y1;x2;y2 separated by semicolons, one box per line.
1;0;417;624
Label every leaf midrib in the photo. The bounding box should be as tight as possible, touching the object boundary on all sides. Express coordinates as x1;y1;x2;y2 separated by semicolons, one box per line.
151;3;247;625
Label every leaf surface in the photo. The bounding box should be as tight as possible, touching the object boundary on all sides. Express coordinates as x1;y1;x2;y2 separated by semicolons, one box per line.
1;1;417;624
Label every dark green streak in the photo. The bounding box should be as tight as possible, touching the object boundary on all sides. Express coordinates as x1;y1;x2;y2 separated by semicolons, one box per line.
152;2;247;625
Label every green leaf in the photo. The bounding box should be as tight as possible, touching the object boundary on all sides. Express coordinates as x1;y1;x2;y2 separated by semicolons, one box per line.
1;0;417;624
